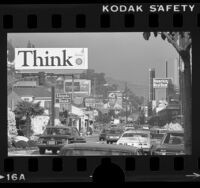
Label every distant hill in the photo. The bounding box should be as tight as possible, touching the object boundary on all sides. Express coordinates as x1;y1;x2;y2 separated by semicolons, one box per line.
105;76;149;99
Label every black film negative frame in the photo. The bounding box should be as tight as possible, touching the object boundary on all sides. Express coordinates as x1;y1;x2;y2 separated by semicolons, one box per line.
0;2;200;183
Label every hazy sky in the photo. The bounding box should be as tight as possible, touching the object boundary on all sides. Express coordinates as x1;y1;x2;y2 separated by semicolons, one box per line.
8;32;179;98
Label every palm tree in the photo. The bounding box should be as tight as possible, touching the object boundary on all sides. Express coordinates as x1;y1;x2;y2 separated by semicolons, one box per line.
14;101;44;138
143;32;192;154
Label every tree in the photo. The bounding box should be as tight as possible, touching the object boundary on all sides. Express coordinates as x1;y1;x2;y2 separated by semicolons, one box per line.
80;69;107;96
143;32;192;154
14;101;44;138
27;40;35;48
59;110;69;125
8;108;18;147
7;40;15;63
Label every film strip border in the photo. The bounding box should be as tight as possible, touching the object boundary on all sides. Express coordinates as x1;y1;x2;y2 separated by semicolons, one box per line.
0;12;200;30
1;156;200;182
0;4;199;30
2;156;200;182
0;3;200;182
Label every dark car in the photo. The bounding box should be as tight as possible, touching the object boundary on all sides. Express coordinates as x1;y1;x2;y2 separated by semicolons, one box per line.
99;128;110;141
37;126;86;154
151;131;184;155
106;128;124;144
59;143;141;156
150;132;165;148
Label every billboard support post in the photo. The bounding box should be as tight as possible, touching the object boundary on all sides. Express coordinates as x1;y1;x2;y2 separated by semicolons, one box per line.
71;74;74;104
51;86;55;126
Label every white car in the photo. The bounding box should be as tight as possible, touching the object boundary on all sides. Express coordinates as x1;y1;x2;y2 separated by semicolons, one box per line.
116;130;151;154
124;127;135;132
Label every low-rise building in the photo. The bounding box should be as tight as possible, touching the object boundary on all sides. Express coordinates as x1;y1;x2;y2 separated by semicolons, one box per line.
8;85;51;114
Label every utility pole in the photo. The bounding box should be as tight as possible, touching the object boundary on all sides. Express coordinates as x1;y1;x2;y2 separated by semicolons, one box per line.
125;82;128;124
71;74;74;102
166;61;168;102
51;86;55;126
93;77;96;97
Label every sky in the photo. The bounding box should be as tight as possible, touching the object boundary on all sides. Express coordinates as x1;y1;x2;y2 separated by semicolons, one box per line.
8;32;179;99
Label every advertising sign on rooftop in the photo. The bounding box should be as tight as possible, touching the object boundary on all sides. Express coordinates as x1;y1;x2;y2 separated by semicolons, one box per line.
153;78;172;89
85;97;104;108
15;48;88;71
64;79;91;96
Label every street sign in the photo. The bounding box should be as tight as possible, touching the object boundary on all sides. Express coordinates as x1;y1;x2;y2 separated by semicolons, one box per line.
55;93;71;104
56;98;71;103
56;93;71;98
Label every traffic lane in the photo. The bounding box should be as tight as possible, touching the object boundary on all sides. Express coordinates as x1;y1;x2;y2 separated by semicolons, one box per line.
85;135;119;145
84;134;99;143
8;135;111;156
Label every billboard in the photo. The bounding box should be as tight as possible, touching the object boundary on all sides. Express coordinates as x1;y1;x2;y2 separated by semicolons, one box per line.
64;79;91;96
15;48;88;70
153;78;172;89
85;97;104;109
103;91;123;110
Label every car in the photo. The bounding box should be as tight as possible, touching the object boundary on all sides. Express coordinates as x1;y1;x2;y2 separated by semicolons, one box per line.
105;128;124;144
37;126;86;154
59;143;141;156
141;124;150;130
150;132;165;148
150;128;167;147
151;131;184;155
116;129;151;154
150;127;168;134
99;128;110;141
124;127;135;132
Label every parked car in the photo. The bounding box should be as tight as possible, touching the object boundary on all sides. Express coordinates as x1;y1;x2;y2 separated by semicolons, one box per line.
99;128;110;141
59;143;141;156
151;131;184;155
116;129;151;154
106;128;124;144
37;126;86;154
150;132;165;148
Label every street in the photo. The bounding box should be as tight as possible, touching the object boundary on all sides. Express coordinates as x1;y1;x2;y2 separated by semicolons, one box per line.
8;134;101;156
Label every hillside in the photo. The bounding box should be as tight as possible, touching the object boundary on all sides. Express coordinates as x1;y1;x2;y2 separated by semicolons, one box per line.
105;76;149;99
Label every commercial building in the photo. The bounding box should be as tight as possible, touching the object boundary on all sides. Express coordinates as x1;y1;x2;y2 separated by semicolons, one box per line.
8;82;52;113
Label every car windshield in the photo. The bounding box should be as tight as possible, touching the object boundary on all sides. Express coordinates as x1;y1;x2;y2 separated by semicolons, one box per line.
122;133;149;138
163;133;184;145
150;133;164;139
45;128;72;135
125;128;135;131
101;129;110;133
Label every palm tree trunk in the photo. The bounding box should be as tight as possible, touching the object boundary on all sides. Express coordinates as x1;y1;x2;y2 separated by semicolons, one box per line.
181;51;192;155
26;117;31;139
